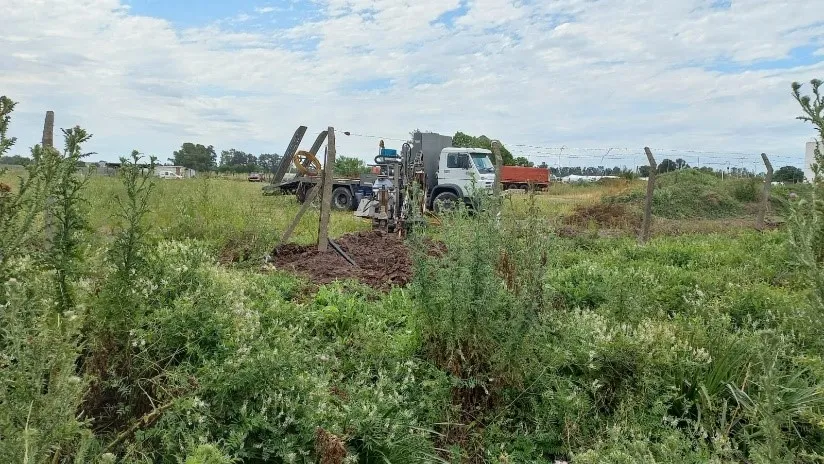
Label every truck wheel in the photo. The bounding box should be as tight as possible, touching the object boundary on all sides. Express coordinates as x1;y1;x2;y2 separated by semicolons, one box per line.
433;191;459;213
331;187;354;211
295;183;309;203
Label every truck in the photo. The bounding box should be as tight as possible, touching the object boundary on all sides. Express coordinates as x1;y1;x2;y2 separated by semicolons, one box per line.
352;131;497;231
265;130;497;226
500;165;550;190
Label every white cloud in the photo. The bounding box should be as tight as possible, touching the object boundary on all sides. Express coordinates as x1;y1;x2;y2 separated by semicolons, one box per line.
0;0;822;168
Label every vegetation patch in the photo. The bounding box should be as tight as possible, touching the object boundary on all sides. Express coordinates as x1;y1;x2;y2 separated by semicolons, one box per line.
563;202;641;229
605;169;754;219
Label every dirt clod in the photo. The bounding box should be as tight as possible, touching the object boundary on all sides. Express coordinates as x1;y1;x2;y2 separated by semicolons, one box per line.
268;230;413;290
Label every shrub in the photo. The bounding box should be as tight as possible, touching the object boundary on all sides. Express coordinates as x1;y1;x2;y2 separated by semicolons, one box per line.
727;178;761;203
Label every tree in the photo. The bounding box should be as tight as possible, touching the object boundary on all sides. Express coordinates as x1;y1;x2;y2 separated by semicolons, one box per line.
452;131;514;165
658;158;677;173
172;143;216;172
258;153;281;174
335;156;369;177
218;149;260;174
512;156;533;167
774;165;805;183
638;165;651;177
0;154;32;166
675;158;689;169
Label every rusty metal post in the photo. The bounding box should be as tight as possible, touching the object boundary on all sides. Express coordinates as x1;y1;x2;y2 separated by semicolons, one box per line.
318;127;336;252
491;140;503;197
756;153;774;231
639;147;657;244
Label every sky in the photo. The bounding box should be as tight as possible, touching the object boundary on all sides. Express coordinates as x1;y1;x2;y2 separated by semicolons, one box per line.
1;0;823;170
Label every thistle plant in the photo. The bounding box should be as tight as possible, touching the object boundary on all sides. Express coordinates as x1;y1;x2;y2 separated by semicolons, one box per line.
789;80;824;310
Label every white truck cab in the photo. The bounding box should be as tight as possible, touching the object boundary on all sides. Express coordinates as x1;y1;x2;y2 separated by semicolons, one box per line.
411;131;497;211
438;148;495;196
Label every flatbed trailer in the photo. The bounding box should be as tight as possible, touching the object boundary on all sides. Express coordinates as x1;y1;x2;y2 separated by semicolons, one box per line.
275;175;378;211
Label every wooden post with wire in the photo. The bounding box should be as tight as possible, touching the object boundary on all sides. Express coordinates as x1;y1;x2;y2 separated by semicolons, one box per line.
639;147;657;244
317;127;336;252
491;140;503;197
43;111;55;249
756;153;774;231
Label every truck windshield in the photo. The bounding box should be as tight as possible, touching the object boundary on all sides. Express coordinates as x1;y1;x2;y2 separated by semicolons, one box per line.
470;153;495;173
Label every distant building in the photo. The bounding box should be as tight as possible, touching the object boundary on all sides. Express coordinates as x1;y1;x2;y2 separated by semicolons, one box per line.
805;140;822;183
561;175;620;183
95;162;196;178
96;161;121;176
153;165;196;178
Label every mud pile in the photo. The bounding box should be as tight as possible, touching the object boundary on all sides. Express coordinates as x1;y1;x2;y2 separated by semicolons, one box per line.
269;230;413;290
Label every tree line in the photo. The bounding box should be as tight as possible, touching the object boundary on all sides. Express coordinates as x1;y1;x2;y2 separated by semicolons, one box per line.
1;136;808;184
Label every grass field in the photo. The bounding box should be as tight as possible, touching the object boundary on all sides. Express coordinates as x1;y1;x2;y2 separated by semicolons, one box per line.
4;158;824;463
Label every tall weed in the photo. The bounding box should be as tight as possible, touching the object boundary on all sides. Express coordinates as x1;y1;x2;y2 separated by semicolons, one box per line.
0;103;95;463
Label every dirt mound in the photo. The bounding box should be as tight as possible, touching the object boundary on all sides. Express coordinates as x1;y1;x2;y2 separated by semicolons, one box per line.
268;230;413;290
563;203;640;229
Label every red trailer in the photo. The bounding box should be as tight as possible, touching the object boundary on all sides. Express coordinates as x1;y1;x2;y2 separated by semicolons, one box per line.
500;166;550;190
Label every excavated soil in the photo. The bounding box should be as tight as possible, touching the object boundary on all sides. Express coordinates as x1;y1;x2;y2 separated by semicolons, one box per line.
268;230;413;290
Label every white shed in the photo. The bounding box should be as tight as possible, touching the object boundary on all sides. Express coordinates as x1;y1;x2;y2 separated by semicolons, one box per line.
154;165;196;178
805;140;822;183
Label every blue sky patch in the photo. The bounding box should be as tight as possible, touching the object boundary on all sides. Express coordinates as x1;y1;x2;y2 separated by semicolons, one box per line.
125;0;320;30
409;73;446;87
432;1;469;28
343;78;395;93
706;44;822;73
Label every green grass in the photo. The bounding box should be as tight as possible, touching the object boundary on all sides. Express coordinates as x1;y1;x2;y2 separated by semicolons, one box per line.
3;168;371;258
5;160;824;464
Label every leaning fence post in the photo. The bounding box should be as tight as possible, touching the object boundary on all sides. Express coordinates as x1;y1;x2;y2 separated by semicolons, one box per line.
491;140;502;196
317;127;336;252
43;111;55;248
756;153;774;231
278;184;320;247
639;147;657;244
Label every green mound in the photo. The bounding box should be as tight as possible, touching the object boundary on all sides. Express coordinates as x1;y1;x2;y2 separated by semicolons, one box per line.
606;169;763;220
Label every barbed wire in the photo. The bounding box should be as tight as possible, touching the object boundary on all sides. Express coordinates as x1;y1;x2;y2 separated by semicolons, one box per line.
341;131;807;168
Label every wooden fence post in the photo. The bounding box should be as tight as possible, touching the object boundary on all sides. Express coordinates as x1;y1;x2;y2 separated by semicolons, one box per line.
491;140;502;196
42;111;54;148
43;111;55;248
318;127;336;252
756;153;774;231
639;147;657;244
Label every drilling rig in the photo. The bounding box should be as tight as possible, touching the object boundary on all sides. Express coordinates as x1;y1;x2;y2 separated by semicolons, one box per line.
354;131;496;232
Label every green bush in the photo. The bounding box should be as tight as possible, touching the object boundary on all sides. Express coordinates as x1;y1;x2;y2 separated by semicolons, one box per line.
606;169;749;219
727;177;761;203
